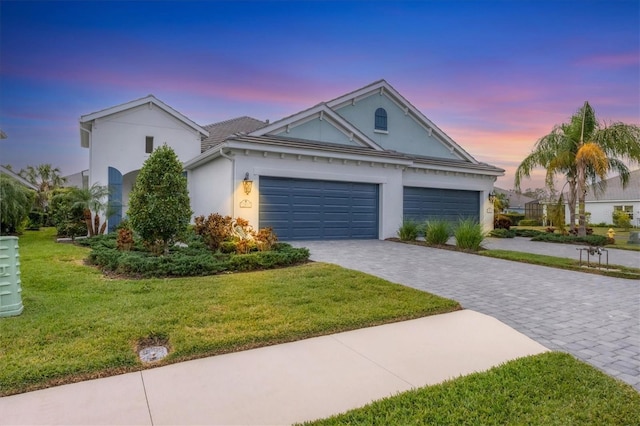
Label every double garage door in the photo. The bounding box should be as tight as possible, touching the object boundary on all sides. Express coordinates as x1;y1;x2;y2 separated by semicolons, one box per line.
259;178;480;240
259;177;379;240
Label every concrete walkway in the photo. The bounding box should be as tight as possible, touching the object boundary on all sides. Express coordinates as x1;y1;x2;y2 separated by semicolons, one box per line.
0;311;546;425
295;239;640;391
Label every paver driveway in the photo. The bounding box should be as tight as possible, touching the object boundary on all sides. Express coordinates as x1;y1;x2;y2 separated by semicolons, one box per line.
294;240;640;391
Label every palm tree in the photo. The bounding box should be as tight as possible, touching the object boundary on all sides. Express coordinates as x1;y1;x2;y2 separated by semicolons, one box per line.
69;183;111;236
515;102;640;236
19;164;66;212
0;175;35;234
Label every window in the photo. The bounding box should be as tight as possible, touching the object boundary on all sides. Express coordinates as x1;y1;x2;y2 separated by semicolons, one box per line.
145;136;154;154
374;108;387;131
614;205;634;220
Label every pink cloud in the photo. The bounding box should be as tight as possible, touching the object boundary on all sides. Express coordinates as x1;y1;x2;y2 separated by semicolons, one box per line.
576;51;640;68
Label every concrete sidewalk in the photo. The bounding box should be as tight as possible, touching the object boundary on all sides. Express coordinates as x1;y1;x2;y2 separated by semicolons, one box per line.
1;310;547;426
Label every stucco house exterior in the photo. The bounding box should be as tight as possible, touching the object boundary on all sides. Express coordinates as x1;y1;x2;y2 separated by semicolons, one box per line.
79;80;504;240
565;169;640;227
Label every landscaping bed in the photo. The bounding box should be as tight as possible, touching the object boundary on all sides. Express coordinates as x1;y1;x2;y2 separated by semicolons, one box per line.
82;232;310;278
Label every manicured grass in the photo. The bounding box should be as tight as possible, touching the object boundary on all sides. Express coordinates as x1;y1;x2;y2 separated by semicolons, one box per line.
479;250;640;279
514;226;640;251
304;352;640;425
0;229;459;396
591;227;640;251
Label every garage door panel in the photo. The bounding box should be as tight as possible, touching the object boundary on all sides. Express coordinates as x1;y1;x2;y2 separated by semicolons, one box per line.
404;187;479;223
260;177;379;240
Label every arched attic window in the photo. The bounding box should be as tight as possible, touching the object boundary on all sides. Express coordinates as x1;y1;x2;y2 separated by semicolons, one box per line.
374;108;387;131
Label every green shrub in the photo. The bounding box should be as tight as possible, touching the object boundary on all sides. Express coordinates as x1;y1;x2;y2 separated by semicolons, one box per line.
518;219;541;226
513;228;545;238
424;219;451;245
0;175;35;234
128;144;192;255
494;215;512;230
489;228;515;238
531;233;608;246
612;210;632;230
454;219;485;251
504;212;525;225
397;219;420;241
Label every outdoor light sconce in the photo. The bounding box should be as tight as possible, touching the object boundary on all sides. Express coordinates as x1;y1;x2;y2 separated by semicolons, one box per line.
242;172;253;195
488;190;497;203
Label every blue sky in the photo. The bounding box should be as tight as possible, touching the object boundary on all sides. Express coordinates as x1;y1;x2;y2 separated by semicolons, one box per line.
1;0;638;189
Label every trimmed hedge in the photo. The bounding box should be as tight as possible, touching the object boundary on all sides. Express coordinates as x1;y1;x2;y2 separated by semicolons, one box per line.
513;229;546;238
518;219;541;226
489;229;515;238
530;233;608;247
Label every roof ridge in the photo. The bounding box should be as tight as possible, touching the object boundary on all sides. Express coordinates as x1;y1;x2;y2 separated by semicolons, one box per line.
203;116;265;128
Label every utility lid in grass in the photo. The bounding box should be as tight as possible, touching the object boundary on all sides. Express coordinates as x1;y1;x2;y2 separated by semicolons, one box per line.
139;346;168;363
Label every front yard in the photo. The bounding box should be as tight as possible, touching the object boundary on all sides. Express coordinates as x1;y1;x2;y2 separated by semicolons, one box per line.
2;229;639;424
0;229;459;396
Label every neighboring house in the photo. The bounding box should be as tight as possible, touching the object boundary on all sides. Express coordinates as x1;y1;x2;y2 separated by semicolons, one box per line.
0;165;37;191
565;169;640;227
63;170;89;189
80;80;504;240
493;187;536;214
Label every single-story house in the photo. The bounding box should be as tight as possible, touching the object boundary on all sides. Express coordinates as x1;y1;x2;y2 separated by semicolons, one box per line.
565;169;640;227
79;80;504;240
63;170;89;190
493;187;536;215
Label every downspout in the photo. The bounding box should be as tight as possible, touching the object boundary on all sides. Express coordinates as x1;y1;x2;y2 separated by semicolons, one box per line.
219;148;235;216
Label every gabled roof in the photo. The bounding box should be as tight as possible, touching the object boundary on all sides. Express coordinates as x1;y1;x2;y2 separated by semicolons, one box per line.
202;116;267;152
184;133;504;177
585;169;640;201
494;187;537;209
79;95;209;147
249;103;385;151
326;79;479;163
0;166;37;190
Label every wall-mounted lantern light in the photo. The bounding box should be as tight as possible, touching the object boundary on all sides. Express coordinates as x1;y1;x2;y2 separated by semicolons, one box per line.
488;190;497;203
242;172;253;195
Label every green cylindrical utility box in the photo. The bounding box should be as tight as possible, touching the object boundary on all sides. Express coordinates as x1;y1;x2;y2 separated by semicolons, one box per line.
0;236;24;317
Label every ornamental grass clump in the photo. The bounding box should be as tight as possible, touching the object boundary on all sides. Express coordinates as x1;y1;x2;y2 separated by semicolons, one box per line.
397;219;420;241
424;219;450;245
454;218;485;251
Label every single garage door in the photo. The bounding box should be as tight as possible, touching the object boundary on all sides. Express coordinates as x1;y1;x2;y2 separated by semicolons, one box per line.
403;187;480;223
259;177;379;240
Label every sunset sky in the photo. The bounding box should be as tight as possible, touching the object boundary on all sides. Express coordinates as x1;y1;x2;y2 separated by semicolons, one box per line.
1;0;638;190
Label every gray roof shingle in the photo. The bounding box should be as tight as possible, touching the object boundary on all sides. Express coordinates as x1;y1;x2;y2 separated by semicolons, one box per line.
201;116;267;152
585;169;640;201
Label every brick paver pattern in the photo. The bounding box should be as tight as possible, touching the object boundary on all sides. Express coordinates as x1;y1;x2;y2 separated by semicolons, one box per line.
295;239;640;391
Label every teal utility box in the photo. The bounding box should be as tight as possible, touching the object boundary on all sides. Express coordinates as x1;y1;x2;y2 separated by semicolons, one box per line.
0;236;24;317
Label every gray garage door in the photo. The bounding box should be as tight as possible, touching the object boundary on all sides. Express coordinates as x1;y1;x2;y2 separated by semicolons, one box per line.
259;177;379;240
403;187;480;223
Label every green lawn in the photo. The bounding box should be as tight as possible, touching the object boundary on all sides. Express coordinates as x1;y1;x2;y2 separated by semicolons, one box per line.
0;229;459;396
479;250;640;279
592;226;640;251
304;352;640;425
514;225;640;251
